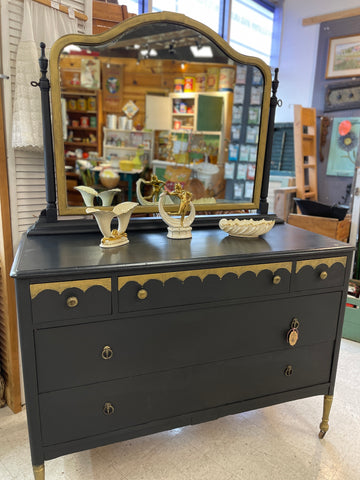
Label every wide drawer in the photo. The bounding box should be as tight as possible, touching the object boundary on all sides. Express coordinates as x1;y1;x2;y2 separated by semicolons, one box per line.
117;262;292;313
39;342;334;446
35;292;341;392
30;278;112;324
292;256;347;292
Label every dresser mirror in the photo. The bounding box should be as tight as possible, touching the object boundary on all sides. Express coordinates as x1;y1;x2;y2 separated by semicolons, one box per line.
49;12;272;216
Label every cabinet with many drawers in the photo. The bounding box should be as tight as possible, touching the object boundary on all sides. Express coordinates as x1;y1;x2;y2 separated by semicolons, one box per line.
11;223;353;479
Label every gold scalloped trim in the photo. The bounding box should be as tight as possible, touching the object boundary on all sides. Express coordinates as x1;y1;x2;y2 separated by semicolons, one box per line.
118;262;292;291
30;278;111;299
295;257;347;274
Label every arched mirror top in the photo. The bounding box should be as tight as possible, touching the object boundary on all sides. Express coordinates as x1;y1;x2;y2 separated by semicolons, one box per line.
50;11;272;216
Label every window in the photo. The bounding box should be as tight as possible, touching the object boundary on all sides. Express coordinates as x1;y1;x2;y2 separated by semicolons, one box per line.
151;0;220;33
120;1;140;15
118;1;278;66
229;0;274;64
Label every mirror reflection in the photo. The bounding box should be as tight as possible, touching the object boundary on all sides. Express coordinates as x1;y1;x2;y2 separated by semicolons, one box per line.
51;16;271;214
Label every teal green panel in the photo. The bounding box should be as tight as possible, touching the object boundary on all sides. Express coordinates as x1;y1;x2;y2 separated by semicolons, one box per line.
197;95;223;132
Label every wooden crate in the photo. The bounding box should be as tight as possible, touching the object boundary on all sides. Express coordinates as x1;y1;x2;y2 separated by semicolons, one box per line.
92;1;135;34
287;213;351;242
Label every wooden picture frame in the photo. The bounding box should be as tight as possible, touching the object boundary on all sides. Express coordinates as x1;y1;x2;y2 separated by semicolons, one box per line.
326;35;360;79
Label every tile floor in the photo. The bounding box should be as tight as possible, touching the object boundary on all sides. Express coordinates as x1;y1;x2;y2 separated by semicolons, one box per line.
0;338;359;480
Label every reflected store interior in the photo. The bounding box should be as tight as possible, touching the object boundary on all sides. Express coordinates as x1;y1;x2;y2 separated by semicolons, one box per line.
51;18;271;215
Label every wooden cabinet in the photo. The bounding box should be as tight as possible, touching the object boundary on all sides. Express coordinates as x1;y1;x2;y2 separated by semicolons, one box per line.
11;223;353;479
62;90;102;156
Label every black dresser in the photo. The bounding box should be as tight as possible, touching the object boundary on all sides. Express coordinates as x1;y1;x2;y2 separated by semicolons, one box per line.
11;223;353;480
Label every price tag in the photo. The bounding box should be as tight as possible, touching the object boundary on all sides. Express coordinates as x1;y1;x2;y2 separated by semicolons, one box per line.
68;7;75;19
50;1;60;10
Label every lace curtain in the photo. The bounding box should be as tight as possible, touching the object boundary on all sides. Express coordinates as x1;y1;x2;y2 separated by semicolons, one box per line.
12;0;77;151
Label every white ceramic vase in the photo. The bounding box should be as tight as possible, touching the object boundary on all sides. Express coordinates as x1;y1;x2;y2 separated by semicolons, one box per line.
86;201;138;248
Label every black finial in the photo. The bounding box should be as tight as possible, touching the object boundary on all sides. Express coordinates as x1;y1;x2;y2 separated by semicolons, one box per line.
39;42;48;78
272;67;279;97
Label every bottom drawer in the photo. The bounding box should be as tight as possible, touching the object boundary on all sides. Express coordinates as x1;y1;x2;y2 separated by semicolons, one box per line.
39;342;333;446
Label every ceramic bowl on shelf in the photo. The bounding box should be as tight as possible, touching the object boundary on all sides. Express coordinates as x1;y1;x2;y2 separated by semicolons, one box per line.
219;218;275;238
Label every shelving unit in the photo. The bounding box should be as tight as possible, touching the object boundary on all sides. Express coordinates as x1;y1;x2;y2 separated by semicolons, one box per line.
62;89;102;155
147;92;232;167
103;128;154;169
169;92;227;135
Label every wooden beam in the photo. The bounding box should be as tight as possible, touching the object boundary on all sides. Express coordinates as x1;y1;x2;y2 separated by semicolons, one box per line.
0;84;22;413
303;7;360;26
32;0;88;22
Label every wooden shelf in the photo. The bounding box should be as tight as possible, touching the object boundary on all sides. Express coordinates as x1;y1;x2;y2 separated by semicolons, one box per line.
67;110;97;115
68;127;97;131
65;142;98;147
104;145;151;151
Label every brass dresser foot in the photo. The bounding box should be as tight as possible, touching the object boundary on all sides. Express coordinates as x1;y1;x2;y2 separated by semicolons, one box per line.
33;464;45;480
319;394;333;439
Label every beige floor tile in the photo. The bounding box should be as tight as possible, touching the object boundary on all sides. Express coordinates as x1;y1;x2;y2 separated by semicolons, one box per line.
0;339;359;480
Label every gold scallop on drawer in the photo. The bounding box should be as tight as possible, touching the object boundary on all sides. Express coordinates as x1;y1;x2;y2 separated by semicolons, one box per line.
292;256;347;291
30;278;112;324
118;262;292;312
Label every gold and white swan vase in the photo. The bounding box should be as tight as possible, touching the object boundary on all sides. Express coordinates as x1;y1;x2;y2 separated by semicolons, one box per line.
86;201;138;248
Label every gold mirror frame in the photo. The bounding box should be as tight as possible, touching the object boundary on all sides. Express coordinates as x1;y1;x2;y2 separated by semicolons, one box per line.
50;11;272;216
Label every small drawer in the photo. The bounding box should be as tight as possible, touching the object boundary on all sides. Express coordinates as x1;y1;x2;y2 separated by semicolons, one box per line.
39;342;333;446
118;262;292;313
35;292;340;392
292;256;347;292
30;278;112;324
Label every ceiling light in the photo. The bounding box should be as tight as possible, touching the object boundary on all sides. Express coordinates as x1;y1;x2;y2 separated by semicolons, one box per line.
190;45;213;58
168;42;176;55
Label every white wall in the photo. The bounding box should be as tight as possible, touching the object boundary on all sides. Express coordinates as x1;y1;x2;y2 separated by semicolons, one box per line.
276;0;360;122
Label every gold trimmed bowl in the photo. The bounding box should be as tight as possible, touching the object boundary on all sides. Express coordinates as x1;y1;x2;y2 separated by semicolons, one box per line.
219;218;275;238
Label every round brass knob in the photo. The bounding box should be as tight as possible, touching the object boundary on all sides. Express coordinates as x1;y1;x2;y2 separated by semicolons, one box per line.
273;275;281;285
101;346;113;360
320;271;328;280
103;402;115;416
66;296;78;308
137;288;148;300
284;365;293;376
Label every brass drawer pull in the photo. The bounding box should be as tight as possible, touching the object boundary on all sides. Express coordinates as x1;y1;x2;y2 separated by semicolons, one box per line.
66;296;78;308
137;288;148;300
284;365;293;376
101;346;113;360
287;318;300;347
273;275;281;285
103;402;115;416
320;271;328;280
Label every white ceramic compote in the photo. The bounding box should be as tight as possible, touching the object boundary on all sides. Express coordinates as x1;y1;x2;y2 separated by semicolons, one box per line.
158;184;196;239
86;202;138;248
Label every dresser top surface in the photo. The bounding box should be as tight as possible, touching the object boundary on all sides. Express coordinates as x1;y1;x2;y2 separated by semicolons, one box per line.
11;223;353;279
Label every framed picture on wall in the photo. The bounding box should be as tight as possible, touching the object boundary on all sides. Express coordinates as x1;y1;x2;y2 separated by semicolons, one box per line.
326;35;360;79
326;117;360;177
